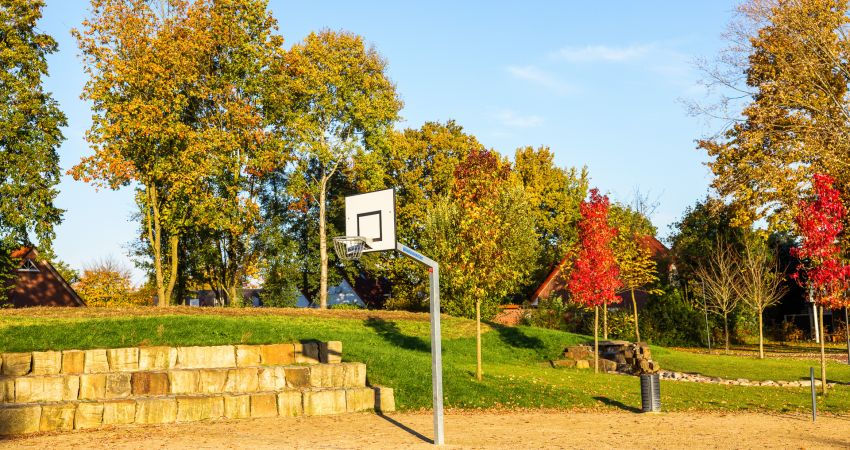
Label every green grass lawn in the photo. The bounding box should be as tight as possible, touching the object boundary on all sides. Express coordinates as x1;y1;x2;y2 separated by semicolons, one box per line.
1;308;848;414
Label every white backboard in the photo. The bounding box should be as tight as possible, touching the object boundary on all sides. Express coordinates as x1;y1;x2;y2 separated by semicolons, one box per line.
344;188;396;253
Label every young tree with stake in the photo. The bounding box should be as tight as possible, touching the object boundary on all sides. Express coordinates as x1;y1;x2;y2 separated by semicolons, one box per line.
568;189;622;373
694;241;740;354
792;173;850;394
735;236;787;359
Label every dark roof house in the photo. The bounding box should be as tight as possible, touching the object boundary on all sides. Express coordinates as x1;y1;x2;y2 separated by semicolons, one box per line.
6;247;85;307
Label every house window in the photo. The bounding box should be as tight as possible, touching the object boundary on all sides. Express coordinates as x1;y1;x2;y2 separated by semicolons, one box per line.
18;259;39;273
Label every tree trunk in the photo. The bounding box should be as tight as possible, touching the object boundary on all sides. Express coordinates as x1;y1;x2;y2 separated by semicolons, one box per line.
758;310;764;359
476;299;482;381
819;305;827;395
594;306;599;374
845;306;850;365
603;302;608;340
631;288;640;343
723;312;730;354
318;178;328;309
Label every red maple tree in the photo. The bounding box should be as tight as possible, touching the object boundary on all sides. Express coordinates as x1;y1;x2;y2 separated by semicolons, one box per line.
792;172;850;393
569;188;622;372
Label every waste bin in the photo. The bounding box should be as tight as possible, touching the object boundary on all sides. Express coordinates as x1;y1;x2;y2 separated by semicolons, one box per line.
640;373;661;412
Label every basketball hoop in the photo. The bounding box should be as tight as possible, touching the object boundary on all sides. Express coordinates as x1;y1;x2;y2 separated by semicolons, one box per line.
333;236;369;261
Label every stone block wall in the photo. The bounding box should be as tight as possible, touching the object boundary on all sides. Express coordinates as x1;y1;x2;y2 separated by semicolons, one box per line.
0;341;393;435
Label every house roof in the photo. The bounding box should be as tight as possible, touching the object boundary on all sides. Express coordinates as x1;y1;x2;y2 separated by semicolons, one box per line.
8;247;86;307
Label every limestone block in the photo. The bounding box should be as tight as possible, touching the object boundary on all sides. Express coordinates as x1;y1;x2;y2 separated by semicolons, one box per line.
303;389;345;416
297;342;321;364
38;405;73;435
259;344;295;365
309;364;345;388
250;393;278;418
373;386;395;413
75;402;104;430
39;403;76;432
197;369;227;394
285;367;310;388
107;347;139;371
177;396;224;422
224;368;259;393
0;405;41;434
138;346;174;371
277;390;303;417
16;375;79;403
258;367;287;391
320;341;343;364
2;353;32;376
0;377;15;402
61;350;85;374
175;346;235;369
84;349;109;373
236;345;261;367
169;370;200;395
132;372;170;396
105;373;131;399
346;387;375;412
31;351;62;375
343;363;366;387
575;360;590;369
103;400;136;425
79;374;106;400
135;398;177;424
223;394;251;419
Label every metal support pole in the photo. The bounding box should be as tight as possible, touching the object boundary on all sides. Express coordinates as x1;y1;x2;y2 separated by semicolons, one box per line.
845;306;850;365
397;243;445;446
810;367;817;422
702;282;711;352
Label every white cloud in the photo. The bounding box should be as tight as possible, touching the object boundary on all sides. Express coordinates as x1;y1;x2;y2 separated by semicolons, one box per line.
551;44;653;63
494;109;544;128
506;65;574;94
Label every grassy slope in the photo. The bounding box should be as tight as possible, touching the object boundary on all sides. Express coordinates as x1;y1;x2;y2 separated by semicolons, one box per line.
0;309;848;413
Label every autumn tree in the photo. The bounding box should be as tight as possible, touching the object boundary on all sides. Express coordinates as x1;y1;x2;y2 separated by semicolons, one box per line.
735;235;787;359
610;202;659;342
75;257;135;307
0;0;67;296
697;0;850;230
73;0;288;306
568;189;621;373
270;30;401;308
793;173;850;394
73;0;211;306
422;149;539;381
179;0;286;306
694;241;740;354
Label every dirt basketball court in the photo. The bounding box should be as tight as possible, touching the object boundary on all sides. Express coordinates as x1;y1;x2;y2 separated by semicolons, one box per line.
3;410;848;449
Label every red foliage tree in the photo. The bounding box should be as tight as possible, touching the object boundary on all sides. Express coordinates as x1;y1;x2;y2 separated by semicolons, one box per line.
569;188;622;372
792;172;850;393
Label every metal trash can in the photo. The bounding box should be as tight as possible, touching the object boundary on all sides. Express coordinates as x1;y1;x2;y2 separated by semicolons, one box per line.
640;373;661;412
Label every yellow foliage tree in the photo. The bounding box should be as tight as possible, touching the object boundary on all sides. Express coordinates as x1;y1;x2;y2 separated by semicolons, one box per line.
75;257;139;307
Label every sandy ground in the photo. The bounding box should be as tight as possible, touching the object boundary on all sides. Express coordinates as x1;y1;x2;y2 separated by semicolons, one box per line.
2;410;849;449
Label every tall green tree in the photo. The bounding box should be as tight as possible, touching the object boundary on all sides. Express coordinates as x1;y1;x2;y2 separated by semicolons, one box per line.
512;146;588;300
270;30;401;309
423;149;538;380
0;0;67;296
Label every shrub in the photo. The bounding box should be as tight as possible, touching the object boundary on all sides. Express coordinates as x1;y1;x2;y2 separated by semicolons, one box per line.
640;287;708;346
329;303;364;310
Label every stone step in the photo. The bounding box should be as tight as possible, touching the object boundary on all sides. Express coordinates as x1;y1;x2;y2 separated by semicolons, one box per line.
1;342;343;377
0;385;396;435
0;362;366;404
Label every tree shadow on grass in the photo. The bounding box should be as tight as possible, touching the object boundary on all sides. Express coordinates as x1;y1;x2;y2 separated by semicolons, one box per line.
593;396;642;413
489;323;544;350
364;316;429;352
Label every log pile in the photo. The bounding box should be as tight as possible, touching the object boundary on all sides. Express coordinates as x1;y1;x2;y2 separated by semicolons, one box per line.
551;340;660;375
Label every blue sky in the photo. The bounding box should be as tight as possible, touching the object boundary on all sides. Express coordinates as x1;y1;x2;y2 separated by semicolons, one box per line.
39;1;738;282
